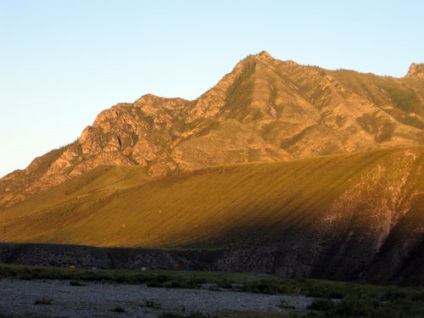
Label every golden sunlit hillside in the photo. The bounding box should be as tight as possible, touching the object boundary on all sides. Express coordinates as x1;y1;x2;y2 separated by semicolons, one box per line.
1;146;424;283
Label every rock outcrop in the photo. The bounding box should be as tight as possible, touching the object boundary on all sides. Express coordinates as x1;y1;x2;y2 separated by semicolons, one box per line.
406;63;424;79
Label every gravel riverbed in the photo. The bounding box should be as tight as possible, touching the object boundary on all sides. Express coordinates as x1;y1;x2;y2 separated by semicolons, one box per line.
0;278;315;317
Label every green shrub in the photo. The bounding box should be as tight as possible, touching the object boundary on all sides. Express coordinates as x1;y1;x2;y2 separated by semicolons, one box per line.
141;299;162;309
279;300;296;309
217;279;233;289
69;280;86;286
110;305;126;313
158;312;213;318
388;87;420;113
307;298;335;311
34;297;53;305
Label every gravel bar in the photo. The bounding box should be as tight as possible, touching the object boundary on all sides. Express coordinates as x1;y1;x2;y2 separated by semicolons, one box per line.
0;278;314;317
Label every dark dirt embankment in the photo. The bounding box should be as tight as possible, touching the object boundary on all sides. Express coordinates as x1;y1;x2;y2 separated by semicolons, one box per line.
0;243;280;273
1;242;423;287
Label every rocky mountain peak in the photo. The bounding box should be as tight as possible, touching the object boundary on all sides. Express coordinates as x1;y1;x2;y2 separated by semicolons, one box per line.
236;51;274;68
256;50;273;59
406;63;424;78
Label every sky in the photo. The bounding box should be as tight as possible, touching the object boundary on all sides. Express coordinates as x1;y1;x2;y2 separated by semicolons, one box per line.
0;0;423;178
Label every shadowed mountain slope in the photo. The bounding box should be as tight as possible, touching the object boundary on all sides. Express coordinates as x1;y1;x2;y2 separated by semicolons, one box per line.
1;146;424;284
1;52;424;207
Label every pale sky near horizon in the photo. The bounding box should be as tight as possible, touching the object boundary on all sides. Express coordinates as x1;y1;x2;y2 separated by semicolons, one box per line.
0;0;423;178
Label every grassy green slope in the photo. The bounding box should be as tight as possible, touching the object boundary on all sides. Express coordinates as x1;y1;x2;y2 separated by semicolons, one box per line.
1;146;424;249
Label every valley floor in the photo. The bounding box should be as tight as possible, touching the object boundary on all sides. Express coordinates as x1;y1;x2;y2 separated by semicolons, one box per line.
0;278;313;317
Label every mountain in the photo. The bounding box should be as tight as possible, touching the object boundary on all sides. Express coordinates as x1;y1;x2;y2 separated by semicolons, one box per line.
1;52;424;207
1;146;424;285
1;52;424;284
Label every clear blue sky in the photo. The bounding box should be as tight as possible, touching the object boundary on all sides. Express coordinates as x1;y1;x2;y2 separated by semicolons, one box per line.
1;0;423;177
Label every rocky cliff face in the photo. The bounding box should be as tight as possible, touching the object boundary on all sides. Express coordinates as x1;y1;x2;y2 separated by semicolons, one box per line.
1;52;424;207
407;63;424;79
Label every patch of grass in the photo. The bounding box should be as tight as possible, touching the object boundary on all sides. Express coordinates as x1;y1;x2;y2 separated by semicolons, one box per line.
307;298;335;311
387;87;420;113
278;300;296;310
0;315;42;318
69;280;86;286
159;312;215;318
305;287;424;317
141;299;162;309
216;312;299;318
19;274;33;281
217;279;233;289
110;305;126;313
208;284;221;291
33;297;53;305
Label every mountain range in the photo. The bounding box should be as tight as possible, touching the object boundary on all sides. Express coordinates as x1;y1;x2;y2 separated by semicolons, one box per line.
1;52;424;285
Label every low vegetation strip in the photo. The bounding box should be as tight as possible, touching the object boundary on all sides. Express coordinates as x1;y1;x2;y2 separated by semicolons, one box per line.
0;264;276;289
1;265;424;317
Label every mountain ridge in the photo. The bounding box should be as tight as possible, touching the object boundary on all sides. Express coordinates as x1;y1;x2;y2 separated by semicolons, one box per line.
1;52;424;207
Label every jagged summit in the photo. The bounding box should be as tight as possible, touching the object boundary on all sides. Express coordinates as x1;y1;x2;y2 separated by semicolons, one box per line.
234;50;280;68
406;63;424;78
254;50;273;59
242;50;273;59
